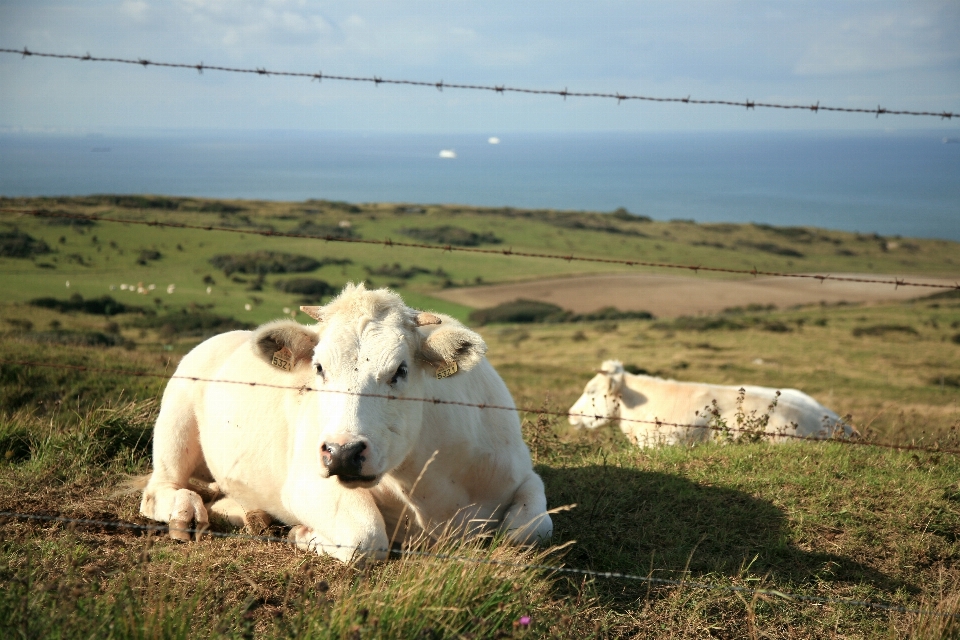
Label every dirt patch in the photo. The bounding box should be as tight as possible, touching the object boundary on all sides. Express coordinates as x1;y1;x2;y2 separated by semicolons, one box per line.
434;273;959;318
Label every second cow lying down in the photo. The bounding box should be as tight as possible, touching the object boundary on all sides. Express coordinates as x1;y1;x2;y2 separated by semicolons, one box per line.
569;360;855;446
139;283;552;562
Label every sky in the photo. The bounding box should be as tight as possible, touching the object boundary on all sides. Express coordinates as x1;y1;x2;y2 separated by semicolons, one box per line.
1;0;959;133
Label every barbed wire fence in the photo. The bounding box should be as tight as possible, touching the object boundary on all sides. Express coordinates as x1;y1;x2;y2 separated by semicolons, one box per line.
1;358;956;455
1;511;955;618
2;47;957;120
2;208;957;291
2;45;960;627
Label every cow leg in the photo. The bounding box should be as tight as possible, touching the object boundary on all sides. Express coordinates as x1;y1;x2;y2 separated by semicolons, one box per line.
208;498;272;535
500;472;553;545
284;480;389;563
140;399;209;542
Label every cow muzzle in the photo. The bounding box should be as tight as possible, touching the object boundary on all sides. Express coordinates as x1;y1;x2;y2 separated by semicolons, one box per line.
320;439;378;484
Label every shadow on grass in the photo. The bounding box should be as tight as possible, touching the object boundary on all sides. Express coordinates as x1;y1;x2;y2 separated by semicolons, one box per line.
540;465;902;606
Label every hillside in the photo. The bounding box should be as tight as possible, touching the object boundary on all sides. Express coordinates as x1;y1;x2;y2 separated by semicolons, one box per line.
1;195;959;637
1;195;957;329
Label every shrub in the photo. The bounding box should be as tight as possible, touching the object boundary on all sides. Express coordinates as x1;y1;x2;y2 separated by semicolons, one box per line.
18;331;128;348
4;319;33;332
0;229;51;258
609;207;652;222
197;201;245;213
577;306;653;322
470;300;654;325
924;289;960;301
92;194;182;210
274;278;335;297
931;375;960;388
762;321;792;333
209;252;324;276
751;224;827;243
293;220;357;239
40;212;96;227
129;309;253;338
653;316;746;332
738;241;805;258
723;304;776;314
852;324;918;337
29;294;145;316
304;199;362;213
470;300;563;325
401;226;502;246
623;364;653;375
136;249;162;264
365;263;447;280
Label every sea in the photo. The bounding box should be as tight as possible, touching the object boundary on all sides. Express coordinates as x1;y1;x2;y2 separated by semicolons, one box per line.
1;129;958;241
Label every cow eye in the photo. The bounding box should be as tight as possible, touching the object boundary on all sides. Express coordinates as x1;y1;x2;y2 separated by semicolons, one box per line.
315;363;323;376
390;362;408;385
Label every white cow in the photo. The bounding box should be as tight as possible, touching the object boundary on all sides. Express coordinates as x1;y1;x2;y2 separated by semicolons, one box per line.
568;360;855;447
140;283;552;562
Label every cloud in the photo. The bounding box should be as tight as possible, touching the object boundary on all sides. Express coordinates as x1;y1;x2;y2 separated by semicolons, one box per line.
174;0;337;48
794;7;960;75
120;0;150;22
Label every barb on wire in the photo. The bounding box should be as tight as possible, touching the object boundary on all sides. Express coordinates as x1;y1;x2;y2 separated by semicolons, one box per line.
1;47;956;119
3;208;957;292
0;510;954;617
1;358;956;455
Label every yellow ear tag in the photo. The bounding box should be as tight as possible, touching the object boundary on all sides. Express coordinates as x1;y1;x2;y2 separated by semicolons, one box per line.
436;361;458;380
271;346;294;371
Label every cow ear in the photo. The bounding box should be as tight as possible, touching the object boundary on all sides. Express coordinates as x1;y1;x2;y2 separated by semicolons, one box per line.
251;320;319;369
606;371;625;393
599;360;625;393
418;317;487;371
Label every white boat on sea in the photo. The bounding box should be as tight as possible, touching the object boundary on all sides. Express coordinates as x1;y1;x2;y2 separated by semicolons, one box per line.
439;149;457;159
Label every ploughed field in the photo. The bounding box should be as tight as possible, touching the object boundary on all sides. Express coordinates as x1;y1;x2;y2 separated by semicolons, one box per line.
1;196;959;638
436;272;959;317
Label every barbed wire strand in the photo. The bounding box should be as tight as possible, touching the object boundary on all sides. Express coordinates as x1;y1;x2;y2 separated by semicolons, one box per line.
3;208;958;292
1;47;956;120
2;358;956;455
1;511;954;618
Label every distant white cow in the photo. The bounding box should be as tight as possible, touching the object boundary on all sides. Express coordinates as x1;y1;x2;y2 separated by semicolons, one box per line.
568;360;854;447
140;283;552;562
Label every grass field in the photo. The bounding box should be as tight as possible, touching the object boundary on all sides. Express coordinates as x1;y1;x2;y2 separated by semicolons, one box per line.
1;196;959;638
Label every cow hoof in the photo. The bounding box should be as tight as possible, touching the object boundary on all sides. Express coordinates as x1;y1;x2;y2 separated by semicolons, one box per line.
169;518;192;542
288;525;317;551
244;510;272;536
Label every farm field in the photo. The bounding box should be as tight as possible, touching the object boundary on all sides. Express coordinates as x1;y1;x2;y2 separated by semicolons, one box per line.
1;196;960;637
436;271;959;317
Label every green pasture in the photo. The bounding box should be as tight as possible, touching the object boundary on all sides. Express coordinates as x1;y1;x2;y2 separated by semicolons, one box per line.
1;196;959;637
1;195;958;328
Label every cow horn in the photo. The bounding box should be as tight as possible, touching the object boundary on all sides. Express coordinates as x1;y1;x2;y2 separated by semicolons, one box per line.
299;306;323;321
415;312;442;326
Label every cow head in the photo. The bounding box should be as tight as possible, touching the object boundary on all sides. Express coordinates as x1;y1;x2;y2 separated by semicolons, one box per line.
251;283;486;488
568;360;625;429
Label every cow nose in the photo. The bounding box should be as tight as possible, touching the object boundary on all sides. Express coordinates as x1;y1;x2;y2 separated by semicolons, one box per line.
321;440;367;478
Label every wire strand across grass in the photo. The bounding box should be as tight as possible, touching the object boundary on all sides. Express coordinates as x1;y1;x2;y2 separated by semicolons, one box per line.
3;207;957;291
3;357;956;455
2;510;956;619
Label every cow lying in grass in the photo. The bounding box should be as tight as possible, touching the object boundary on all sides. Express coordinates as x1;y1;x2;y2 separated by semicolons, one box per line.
568;360;855;447
140;283;552;562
